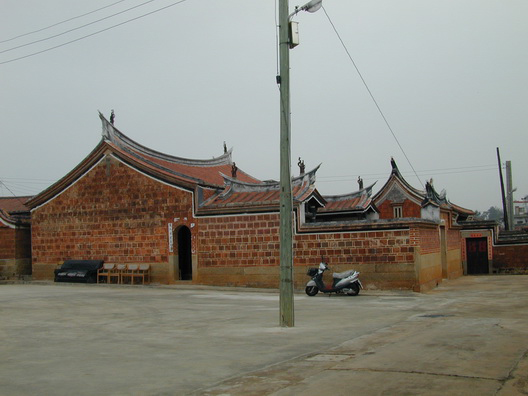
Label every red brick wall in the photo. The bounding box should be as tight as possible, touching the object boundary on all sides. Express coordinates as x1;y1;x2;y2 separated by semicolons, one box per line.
31;157;193;280
447;228;461;251
294;230;413;267
198;214;421;289
493;244;528;272
198;215;414;270
0;226;16;259
377;199;421;219
411;226;440;254
198;214;280;268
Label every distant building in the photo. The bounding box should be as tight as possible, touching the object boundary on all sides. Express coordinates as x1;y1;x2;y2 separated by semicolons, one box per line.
513;196;528;230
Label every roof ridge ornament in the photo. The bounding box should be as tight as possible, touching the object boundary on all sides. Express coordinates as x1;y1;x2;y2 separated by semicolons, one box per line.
99;110;113;141
298;157;305;175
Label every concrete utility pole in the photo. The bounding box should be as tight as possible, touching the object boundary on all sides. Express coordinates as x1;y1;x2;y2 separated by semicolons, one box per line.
277;0;322;327
506;161;515;231
496;148;509;230
278;0;294;327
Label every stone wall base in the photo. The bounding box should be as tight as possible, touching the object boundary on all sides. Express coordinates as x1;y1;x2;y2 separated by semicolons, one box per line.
0;258;32;280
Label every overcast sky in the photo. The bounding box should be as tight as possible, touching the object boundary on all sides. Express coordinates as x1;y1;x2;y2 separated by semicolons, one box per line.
1;0;526;212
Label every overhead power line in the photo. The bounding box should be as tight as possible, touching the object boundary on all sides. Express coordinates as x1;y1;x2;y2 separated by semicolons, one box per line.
317;165;499;184
1;0;160;54
0;0;188;66
318;164;499;180
0;0;128;44
321;6;423;188
0;179;32;205
0;177;56;182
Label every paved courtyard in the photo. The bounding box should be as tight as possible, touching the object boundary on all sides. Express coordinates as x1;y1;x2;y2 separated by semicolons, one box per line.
1;276;527;395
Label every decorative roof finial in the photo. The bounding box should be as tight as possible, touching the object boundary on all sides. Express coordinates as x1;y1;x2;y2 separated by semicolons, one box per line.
390;156;397;170
231;162;238;178
223;141;227;154
357;176;363;190
298;157;305;175
425;178;433;197
110;109;115;125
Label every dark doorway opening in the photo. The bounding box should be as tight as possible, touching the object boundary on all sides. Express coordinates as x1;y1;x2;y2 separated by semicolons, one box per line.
466;237;489;274
178;226;192;280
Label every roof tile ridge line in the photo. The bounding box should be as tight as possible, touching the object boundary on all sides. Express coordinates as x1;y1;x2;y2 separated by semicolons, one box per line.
389;158;426;197
295;186;322;205
219;164;321;193
0;210;18;228
198;185;226;206
217;182;233;199
306;189;327;207
231;166;262;184
373;169;424;204
448;199;474;214
323;182;377;201
26;139;109;208
98;111;232;167
293;174;316;202
394;168;425;197
113;142;213;186
293;164;321;186
0;208;13;221
219;173;279;196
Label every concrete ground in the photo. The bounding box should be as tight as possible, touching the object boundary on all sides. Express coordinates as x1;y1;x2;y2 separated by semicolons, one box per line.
0;276;527;396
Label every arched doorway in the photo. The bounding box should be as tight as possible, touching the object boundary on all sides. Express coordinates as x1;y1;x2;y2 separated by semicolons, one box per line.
177;226;192;280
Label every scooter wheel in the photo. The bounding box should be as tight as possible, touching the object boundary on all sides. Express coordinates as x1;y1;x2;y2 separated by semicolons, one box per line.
305;285;319;296
346;283;360;296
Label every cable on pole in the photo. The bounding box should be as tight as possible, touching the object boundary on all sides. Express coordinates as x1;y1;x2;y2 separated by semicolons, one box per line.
322;6;423;188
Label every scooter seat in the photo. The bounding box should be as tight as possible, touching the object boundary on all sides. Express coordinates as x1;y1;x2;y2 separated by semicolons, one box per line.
333;270;356;279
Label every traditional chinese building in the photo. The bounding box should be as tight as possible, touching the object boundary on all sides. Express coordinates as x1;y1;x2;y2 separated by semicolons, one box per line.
26;113;475;291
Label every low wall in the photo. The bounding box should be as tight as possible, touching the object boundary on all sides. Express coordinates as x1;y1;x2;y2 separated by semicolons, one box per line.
447;248;463;279
415;251;442;292
493;244;528;273
0;258;31;280
197;216;453;292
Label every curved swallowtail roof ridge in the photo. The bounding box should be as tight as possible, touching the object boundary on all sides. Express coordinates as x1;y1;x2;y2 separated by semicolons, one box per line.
99;112;233;167
323;182;376;202
218;163;321;192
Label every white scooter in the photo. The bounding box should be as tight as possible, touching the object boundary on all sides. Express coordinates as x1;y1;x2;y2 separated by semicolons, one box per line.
305;261;362;296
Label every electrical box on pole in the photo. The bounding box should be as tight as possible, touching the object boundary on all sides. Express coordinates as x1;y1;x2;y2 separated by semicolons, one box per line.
289;21;299;48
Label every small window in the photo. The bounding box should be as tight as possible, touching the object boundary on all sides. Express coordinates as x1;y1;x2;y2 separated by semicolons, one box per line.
393;206;403;218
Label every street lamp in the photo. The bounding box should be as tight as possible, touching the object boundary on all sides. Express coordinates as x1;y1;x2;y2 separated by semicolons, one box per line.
278;0;322;327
